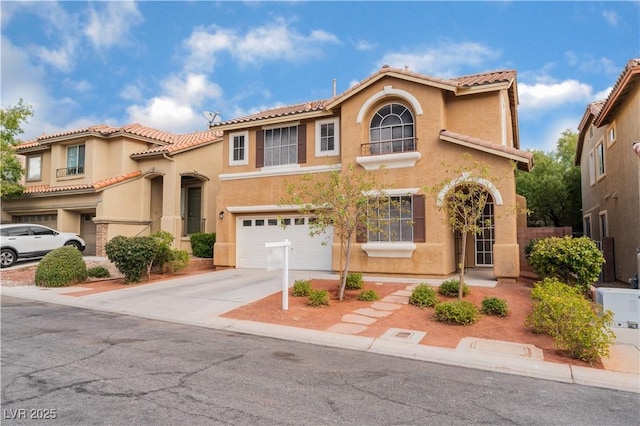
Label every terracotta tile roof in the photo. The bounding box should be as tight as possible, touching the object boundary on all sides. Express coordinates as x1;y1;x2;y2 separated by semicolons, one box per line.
211;100;331;127
213;66;517;128
451;70;516;87
440;130;533;171
22;171;142;195
16;124;222;157
130;129;222;157
594;58;640;126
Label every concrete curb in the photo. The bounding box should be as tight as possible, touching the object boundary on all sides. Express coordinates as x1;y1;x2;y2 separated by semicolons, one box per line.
2;284;638;394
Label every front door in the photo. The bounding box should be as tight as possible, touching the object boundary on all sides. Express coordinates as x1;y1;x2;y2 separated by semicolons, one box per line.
186;187;202;235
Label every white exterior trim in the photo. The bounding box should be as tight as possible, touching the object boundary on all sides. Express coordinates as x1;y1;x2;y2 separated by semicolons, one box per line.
220;163;341;181
356;85;423;123
361;242;416;258
436;172;504;206
228;131;249;166
315;117;340;157
356;151;421;170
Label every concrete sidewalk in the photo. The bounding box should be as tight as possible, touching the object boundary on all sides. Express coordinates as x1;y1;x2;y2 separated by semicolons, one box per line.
1;268;638;394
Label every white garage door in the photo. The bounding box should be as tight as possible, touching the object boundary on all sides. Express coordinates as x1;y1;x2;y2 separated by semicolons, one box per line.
237;216;333;270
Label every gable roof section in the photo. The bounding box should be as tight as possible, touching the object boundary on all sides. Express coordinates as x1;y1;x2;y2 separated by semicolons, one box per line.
440;130;533;171
130;129;222;158
575;100;605;165
594;58;640;127
211;67;519;135
20;171;142;196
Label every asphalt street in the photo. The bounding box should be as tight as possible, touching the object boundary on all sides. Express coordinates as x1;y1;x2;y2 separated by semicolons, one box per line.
2;296;638;425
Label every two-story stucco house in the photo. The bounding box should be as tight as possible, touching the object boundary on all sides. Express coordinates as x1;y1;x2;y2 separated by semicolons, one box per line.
576;58;640;283
2;124;222;256
211;66;533;282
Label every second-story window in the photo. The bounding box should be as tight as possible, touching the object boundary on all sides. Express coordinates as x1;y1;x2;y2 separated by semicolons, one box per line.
315;118;339;157
596;140;605;179
264;125;298;167
66;144;85;176
26;155;42;181
369;103;414;155
229;131;249;166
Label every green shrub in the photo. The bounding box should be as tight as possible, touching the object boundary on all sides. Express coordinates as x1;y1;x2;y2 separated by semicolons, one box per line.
307;290;330;307
35;247;88;287
438;279;470;297
87;266;110;278
150;230;174;272
292;279;313;297
345;272;363;290
166;249;190;273
190;233;216;258
481;297;509;317
105;235;157;283
526;278;616;362
357;289;379;301
524;238;541;261
434;300;479;325
527;236;604;294
409;283;439;308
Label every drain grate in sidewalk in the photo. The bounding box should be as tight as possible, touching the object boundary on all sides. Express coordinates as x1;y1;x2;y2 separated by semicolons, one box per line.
379;328;426;344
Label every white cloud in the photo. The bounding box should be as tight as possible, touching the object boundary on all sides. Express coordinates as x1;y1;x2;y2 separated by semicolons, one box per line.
379;42;502;76
565;52;618;75
602;10;619;26
518;80;593;112
183;27;235;73
353;39;376;51
594;86;612;101
84;1;143;51
32;39;78;73
125;73;222;133
182;17;340;70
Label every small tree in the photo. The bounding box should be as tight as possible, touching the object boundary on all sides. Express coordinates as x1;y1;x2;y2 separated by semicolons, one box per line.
1;99;33;199
282;163;394;301
428;154;514;299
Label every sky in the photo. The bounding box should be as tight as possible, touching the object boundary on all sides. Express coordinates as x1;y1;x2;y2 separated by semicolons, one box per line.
1;1;639;153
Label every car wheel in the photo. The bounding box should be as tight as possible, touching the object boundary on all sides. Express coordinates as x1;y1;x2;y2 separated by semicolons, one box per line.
0;248;17;268
64;241;81;250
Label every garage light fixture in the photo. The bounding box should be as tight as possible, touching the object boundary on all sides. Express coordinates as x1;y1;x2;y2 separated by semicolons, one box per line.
218;210;225;220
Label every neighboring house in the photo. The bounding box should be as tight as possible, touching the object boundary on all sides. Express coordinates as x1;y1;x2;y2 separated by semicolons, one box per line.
1;124;222;256
211;66;533;282
576;58;640;283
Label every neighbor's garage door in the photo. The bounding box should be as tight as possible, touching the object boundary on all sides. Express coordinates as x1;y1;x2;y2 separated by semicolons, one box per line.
13;214;57;229
237;216;333;270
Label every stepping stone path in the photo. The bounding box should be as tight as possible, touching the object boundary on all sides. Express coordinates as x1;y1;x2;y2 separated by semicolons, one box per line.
325;286;414;335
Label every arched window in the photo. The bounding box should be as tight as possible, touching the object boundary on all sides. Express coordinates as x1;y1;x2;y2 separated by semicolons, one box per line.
369;103;415;154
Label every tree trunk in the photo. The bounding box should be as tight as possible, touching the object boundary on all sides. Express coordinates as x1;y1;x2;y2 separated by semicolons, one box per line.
459;232;467;300
339;238;353;301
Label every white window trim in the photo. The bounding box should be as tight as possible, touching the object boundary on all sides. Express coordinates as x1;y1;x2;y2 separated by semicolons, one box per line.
26;154;42;181
356;151;421;170
229;131;249;166
607;122;616;147
315;117;340;157
588;150;596;186
599;210;608;240
583;214;592;238
595;139;606;181
361;242;416;258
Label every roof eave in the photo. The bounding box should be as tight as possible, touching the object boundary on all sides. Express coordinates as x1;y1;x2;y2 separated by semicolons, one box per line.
212;110;332;132
440;133;533;172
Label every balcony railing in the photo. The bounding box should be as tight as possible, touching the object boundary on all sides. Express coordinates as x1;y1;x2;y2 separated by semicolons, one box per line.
56;165;85;178
361;138;417;156
182;218;205;236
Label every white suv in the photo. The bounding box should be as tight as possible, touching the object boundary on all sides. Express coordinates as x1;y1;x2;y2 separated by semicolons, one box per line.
0;224;86;268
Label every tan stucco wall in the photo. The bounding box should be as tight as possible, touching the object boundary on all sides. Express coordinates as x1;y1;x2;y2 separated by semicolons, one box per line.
581;87;640;281
215;75;522;278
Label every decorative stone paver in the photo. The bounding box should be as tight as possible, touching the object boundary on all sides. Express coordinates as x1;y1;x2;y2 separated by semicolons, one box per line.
341;313;377;325
353;308;393;318
326;323;368;334
392;290;413;297
371;301;403;311
381;295;409;304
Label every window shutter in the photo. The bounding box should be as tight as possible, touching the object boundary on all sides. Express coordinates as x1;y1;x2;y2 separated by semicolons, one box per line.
356;218;367;243
297;124;307;164
412;194;425;243
255;130;264;168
